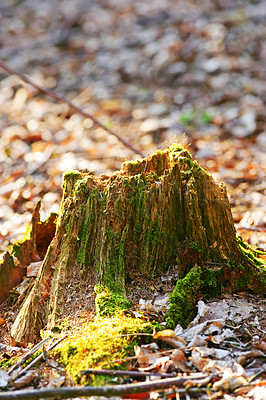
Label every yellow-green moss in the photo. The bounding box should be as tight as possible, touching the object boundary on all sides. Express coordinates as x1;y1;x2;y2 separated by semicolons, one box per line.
237;236;266;267
52;313;158;385
95;285;130;316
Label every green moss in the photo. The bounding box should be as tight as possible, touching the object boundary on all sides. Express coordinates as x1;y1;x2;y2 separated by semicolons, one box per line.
52;314;157;385
189;241;202;253
123;159;146;175
11;243;22;258
237;236;266;267
166;265;202;329
64;171;83;180
95;285;130;316
62;170;84;198
200;267;220;297
114;195;123;219
0;357;19;370
51;317;72;333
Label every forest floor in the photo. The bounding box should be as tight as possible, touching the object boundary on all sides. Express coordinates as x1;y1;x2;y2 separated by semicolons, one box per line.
0;0;265;399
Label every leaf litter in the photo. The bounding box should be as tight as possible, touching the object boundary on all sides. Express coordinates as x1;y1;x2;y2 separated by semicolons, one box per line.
0;0;266;398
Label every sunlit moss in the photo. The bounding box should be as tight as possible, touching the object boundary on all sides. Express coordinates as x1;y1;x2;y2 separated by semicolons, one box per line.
52;313;158;385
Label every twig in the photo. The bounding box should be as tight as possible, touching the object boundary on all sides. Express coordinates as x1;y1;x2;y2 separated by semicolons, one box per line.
0;61;144;158
0;374;214;400
79;368;176;378
144;153;149;173
11;335;67;381
102;349;174;367
102;332;153;341
8;337;50;375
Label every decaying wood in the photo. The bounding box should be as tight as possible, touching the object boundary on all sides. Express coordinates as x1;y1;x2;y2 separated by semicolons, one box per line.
0;201;56;305
10;144;266;342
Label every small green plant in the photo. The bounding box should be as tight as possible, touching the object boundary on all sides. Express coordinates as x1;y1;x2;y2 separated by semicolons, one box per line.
200;110;215;124
179;109;216;126
179;110;195;125
103;119;113;130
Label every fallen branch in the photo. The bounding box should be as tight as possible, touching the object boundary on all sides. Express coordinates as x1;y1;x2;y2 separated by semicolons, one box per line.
8;338;50;376
0;61;144;157
10;335;67;382
79;368;176;378
0;374;214;400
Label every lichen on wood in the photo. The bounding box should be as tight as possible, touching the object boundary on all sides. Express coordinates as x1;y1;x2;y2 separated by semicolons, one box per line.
10;143;266;343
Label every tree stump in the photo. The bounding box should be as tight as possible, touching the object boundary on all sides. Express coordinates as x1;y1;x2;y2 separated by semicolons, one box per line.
0;202;56;305
11;144;265;342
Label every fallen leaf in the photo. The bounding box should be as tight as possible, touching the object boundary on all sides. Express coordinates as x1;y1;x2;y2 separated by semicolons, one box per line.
170;349;191;372
0;369;10;388
12;370;38;389
10;335;28;349
153;330;187;349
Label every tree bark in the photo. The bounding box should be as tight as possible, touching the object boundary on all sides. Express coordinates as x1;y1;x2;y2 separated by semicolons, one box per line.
0;202;56;305
10;144;266;342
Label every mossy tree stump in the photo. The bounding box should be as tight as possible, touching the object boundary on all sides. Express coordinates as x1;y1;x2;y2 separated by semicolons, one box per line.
11;144;265;342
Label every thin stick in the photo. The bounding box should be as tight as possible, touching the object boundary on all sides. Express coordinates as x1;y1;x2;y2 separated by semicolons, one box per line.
0;61;144;157
7;337;50;375
144;153;149;173
102;332;153;341
0;374;214;400
11;335;67;381
79;368;176;378
102;349;175;367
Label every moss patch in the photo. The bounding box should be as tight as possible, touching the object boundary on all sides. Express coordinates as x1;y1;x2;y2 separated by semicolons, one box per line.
52;313;158;385
95;285;131;316
166;265;203;329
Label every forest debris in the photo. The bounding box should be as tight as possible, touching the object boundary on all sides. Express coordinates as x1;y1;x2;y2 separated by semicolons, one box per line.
26;261;42;278
47;370;65;388
9;336;66;384
0;319;6;327
79;369;176;379
153;330;186;349
0;373;215;400
134;346;150;368
212;363;248;391
12;371;38;389
170;349;191;372
8;337;50;376
0;369;10;388
138;355;170;373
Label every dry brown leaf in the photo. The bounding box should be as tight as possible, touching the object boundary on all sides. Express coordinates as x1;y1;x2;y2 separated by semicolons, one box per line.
170;349;191;372
12;371;38;389
10;335;28;349
190;348;209;371
134;346;150;368
254;340;266;353
27;261;42;277
153;330;186;349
